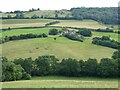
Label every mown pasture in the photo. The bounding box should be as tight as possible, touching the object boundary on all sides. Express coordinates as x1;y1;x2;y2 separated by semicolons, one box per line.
1;36;116;61
2;76;118;88
1;19;109;29
51;20;108;29
1;19;54;29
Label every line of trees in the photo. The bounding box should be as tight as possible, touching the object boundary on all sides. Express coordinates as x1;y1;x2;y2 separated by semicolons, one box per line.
96;28;114;33
92;36;120;49
2;50;120;82
0;33;48;44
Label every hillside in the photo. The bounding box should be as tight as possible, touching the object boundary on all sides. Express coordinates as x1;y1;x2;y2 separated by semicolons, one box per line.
1;27;118;60
1;19;109;29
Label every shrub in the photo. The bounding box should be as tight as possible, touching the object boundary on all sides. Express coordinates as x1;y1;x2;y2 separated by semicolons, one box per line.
49;29;58;35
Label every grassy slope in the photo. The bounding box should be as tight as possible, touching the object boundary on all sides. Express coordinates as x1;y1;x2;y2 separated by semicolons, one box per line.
51;20;108;29
2;76;118;88
0;27;61;38
2;19;108;29
1;27;118;60
1;36;115;61
24;10;72;18
1;19;54;29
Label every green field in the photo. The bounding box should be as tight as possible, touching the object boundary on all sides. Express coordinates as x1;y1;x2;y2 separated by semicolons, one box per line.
2;76;118;88
1;36;115;61
0;27;61;38
1;27;118;60
1;19;109;29
1;18;119;89
1;19;54;29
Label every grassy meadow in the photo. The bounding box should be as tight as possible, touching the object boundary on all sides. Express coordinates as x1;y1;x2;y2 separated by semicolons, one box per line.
1;19;54;29
1;19;109;29
1;18;119;89
2;76;118;88
1;36;116;61
51;20;108;29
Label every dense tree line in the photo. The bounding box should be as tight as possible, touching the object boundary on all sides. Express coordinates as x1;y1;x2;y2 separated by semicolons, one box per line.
70;7;118;24
96;28;114;33
2;50;119;82
63;33;84;42
0;33;48;44
92;36;120;49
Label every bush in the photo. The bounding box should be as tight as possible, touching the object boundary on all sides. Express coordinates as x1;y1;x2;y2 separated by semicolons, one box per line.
92;36;119;49
79;29;92;37
22;72;31;80
63;33;84;42
2;57;31;81
49;29;58;35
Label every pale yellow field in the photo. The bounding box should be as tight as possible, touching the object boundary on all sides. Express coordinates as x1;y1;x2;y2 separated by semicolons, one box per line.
51;20;108;29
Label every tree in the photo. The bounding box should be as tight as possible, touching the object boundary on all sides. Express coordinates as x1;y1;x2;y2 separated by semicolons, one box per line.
79;29;92;37
97;58;118;77
49;29;58;35
15;13;24;19
2;57;31;81
112;50;120;59
58;58;79;76
84;58;98;76
14;58;33;75
34;56;58;76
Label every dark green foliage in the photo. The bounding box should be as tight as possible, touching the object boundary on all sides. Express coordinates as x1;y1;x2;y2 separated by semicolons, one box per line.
92;36;119;49
34;56;58;76
97;58;118;77
2;57;31;81
83;59;98;76
112;50;120;59
63;33;84;42
70;7;118;24
96;28;113;33
14;58;33;75
2;51;119;82
49;29;59;35
1;33;48;44
58;58;79;76
79;29;92;37
22;72;31;80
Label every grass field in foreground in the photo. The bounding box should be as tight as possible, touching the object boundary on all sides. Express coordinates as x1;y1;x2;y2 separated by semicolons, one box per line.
1;37;115;61
2;76;118;88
